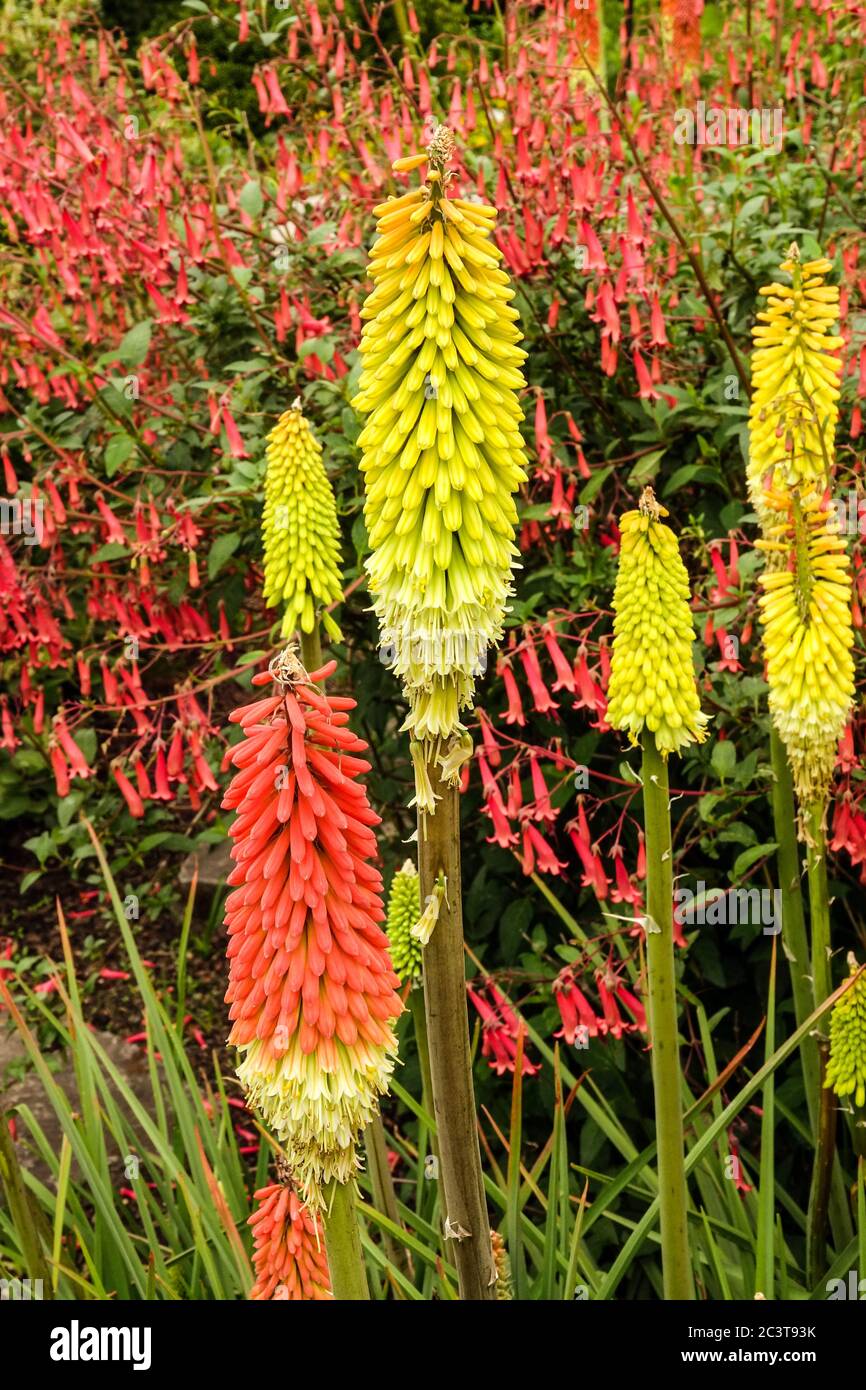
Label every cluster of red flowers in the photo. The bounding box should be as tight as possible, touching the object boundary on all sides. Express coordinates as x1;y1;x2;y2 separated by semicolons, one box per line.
554;965;648;1044
468;979;540;1077
248;1180;331;1301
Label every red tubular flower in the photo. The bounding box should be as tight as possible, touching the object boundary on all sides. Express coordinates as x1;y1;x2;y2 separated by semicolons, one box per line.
615;983;648;1034
248;1181;331;1301
568;802;610;899
520;643;559;715
596;972;627;1039
553;969;600;1043
223;650;401;1206
468;982;539;1077
528;753;556;825
152;747;174;801
524;823;567;875
485;789;518;849
134;758;153;801
53;712;92;779
542;623;577;693
50;743;70;797
112;764;145;818
477;708;501;767
499;660;526;727
610;847;643;907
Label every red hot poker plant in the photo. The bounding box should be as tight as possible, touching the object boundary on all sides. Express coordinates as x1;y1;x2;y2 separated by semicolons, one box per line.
223;649;402;1209
248;1180;331;1301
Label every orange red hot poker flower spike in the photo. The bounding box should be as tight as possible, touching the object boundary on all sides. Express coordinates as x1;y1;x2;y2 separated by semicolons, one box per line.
223;648;402;1208
248;1181;331;1301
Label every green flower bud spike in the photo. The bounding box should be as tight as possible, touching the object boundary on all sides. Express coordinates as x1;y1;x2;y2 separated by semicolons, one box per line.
385;859;423;986
825;957;866;1110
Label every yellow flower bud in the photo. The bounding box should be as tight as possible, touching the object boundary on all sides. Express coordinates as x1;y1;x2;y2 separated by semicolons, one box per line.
261;408;343;638
606;489;709;756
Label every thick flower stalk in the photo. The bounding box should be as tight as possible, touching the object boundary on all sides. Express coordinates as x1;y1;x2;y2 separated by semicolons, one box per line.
825;960;866;1110
385;858;422;986
353;126;527;785
223;648;402;1207
757;485;854;813
748;247;843;524
248;1179;331;1301
605;489;709;756
608;487;701;1300
261;407;343;639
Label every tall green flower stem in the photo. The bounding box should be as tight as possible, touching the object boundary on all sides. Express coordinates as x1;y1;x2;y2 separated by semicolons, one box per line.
805;802;833;1009
364;1119;413;1287
641;732;693;1301
408;983;436;1154
769;732;818;1123
419;754;495;1300
299;626;323;676
323;1179;370;1301
755;937;777;1297
804;798;839;1279
409;985;433;1115
806;1039;836;1286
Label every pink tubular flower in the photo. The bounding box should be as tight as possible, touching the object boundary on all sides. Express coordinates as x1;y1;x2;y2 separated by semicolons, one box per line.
248;1181;331;1301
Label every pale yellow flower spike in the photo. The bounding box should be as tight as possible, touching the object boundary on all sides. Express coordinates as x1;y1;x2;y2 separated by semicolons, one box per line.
748;244;844;527
353;126;528;806
757;485;855;815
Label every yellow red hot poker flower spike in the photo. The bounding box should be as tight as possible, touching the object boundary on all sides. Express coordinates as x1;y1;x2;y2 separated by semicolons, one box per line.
605;488;708;757
748;245;844;525
352;125;528;794
222;646;402;1209
248;1179;331;1301
262;407;343;639
607;487;699;1298
756;487;854;813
